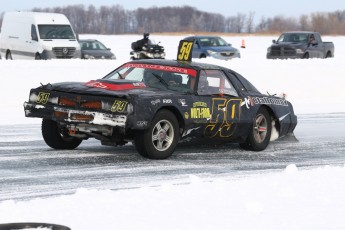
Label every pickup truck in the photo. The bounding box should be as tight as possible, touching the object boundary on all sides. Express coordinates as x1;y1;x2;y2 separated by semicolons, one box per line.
266;31;334;59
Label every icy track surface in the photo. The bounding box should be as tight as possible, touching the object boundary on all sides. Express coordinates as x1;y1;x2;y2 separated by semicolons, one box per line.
0;113;344;201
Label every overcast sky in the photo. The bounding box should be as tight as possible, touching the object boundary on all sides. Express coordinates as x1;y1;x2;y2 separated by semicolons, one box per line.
0;0;344;20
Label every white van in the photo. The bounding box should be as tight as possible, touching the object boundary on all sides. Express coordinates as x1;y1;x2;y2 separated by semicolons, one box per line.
0;11;81;59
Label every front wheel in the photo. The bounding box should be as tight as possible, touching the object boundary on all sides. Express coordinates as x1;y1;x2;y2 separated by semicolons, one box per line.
303;53;309;59
240;107;272;151
134;110;179;159
42;119;82;149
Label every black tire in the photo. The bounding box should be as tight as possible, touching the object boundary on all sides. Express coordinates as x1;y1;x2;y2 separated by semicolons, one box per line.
200;54;207;58
303;53;309;59
139;53;146;59
35;53;42;60
240;107;272;151
325;51;332;58
42;119;82;150
134;110;179;159
6;50;12;60
0;222;70;230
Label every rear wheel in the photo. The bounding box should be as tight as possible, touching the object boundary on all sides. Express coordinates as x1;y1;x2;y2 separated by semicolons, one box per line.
200;54;206;58
240;107;272;151
325;51;332;58
42;119;82;149
134;110;179;159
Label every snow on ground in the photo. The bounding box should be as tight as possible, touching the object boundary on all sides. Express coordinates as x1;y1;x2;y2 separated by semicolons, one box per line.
1;35;345;229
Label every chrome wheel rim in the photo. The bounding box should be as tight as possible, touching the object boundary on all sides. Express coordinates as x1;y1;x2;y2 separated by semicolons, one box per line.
152;119;174;151
253;114;268;143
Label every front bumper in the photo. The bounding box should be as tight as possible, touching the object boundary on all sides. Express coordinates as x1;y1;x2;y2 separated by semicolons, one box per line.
24;102;127;127
209;51;240;60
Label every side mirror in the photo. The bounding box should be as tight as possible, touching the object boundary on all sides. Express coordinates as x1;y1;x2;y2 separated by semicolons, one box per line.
272;39;276;44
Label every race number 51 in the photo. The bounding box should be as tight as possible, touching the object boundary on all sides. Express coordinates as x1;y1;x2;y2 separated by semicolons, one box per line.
177;40;194;62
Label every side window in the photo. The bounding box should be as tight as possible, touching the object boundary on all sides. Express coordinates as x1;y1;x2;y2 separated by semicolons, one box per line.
31;25;38;41
197;70;238;96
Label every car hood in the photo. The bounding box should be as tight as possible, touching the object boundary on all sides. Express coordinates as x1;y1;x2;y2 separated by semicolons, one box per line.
270;42;305;49
82;49;114;57
41;80;175;98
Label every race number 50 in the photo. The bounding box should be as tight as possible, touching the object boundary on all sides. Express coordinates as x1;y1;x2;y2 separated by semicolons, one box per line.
177;40;194;62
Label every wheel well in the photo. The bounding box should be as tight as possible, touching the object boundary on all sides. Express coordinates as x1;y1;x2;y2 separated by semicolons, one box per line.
260;105;280;133
157;106;185;134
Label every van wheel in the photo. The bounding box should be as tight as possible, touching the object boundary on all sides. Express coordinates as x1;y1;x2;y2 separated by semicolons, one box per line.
35;53;42;60
6;51;12;60
200;54;206;58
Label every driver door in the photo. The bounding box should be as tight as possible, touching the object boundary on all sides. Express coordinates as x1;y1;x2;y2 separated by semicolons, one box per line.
193;69;242;140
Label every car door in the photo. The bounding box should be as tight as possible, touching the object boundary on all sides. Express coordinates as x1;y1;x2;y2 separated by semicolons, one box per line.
192;69;242;141
307;34;321;58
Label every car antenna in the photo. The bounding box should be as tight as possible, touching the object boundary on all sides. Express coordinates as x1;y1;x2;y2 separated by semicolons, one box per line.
266;91;276;96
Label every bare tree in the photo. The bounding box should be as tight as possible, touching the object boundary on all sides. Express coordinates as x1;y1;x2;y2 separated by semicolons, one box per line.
234;13;246;33
299;14;310;31
310;12;329;34
2;4;344;35
245;11;255;33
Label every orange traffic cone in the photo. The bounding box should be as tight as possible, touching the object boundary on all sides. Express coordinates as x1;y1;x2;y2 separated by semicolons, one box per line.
241;39;246;48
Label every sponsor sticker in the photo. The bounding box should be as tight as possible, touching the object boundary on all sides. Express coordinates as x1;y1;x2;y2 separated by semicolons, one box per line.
37;92;50;104
111;100;128;112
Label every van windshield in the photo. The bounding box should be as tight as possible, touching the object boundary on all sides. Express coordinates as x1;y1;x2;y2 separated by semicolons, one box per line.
38;25;76;39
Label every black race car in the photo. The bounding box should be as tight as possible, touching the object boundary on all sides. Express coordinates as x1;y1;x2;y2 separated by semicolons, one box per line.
24;59;297;159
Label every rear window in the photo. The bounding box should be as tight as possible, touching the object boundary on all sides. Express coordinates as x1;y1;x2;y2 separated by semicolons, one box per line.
227;71;260;93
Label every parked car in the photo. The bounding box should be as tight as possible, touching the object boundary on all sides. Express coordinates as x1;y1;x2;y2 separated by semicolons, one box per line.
0;11;80;60
23;59;297;159
267;31;334;59
183;35;240;60
79;39;116;59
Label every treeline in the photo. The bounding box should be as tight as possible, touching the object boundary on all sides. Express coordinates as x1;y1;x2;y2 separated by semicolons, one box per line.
1;4;345;35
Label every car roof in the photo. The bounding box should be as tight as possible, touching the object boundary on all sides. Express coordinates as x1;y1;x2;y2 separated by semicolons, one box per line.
128;59;226;71
185;35;221;38
282;31;316;34
79;39;99;42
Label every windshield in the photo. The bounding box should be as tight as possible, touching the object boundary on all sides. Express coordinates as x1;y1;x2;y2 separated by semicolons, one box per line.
277;33;308;43
80;41;107;50
38;25;76;39
199;37;228;47
104;63;197;93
